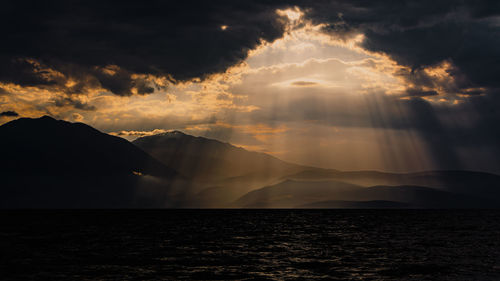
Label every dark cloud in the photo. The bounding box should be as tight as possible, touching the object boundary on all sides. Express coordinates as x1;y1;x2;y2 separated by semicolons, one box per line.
91;67;155;96
0;0;292;96
291;81;318;87
0;111;19;117
1;0;498;99
300;0;500;94
0;58;59;86
405;88;439;97
53;97;96;111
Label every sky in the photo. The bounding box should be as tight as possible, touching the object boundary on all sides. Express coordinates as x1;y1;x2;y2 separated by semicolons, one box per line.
1;0;500;173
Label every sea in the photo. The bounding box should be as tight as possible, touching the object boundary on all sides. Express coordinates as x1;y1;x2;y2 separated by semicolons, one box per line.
1;210;499;280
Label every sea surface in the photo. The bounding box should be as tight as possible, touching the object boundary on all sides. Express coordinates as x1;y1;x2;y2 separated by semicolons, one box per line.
1;210;500;280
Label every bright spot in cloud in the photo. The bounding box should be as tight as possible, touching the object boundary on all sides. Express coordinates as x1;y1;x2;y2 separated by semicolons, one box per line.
276;7;302;22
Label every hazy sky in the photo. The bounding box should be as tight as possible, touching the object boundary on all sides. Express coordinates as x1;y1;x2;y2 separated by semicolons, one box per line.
1;1;499;173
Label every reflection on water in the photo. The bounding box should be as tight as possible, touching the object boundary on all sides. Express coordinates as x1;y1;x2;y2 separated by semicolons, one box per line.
1;210;500;280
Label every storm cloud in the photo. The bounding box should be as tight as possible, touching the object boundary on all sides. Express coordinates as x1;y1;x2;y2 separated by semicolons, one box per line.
299;0;500;94
1;1;499;97
0;111;19;117
0;0;293;96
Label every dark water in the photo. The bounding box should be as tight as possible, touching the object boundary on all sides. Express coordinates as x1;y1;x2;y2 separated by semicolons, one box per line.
1;210;500;280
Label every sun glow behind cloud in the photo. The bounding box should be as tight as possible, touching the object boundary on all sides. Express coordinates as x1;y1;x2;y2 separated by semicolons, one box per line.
1;7;497;173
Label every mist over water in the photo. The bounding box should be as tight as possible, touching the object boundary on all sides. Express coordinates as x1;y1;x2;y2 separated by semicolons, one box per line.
2;210;500;280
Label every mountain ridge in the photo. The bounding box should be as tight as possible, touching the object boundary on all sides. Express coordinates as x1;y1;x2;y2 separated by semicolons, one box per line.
1;116;499;208
233;180;497;208
133;130;304;182
0;116;181;208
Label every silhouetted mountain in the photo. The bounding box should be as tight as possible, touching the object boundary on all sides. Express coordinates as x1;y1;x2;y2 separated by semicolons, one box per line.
2;116;498;208
234;180;496;208
132;131;500;207
233;180;364;208
345;185;493;208
286;169;500;202
0;116;180;208
189;172;291;207
133;131;302;182
298;200;409;209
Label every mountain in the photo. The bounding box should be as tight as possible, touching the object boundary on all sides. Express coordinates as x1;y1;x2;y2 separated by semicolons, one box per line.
233;180;363;208
132;131;305;206
233;180;497;208
187;172;293;207
298;200;409;209
133;131;302;182
133;131;500;208
286;169;500;202
0;116;180;208
2;116;498;209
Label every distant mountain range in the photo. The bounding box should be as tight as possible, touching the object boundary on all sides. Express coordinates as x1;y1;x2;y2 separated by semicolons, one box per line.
132;131;305;206
234;180;493;208
1;116;499;208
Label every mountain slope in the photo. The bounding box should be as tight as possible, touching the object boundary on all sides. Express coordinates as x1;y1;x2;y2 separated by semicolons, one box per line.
132;131;303;182
133;131;500;207
0;116;180;208
286;169;500;201
233;180;364;208
233;180;496;208
298;200;409;209
3;116;497;208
